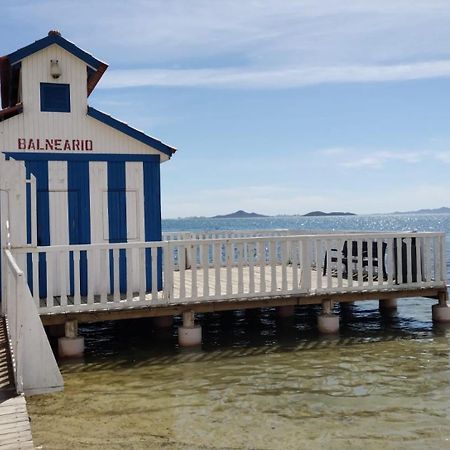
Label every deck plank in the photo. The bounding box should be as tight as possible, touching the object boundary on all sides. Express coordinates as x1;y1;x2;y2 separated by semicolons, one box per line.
0;318;34;449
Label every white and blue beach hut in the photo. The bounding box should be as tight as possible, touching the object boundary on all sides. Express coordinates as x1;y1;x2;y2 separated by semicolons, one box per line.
0;31;176;297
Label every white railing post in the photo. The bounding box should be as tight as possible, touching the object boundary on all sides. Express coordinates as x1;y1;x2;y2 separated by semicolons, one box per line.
163;241;173;303
301;238;311;292
440;234;447;283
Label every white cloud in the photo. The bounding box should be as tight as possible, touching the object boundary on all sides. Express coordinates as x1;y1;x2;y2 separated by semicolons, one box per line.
101;60;450;89
435;151;450;164
7;0;450;88
339;150;428;169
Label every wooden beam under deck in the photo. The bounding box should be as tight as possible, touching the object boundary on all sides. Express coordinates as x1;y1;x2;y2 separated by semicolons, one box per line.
41;286;445;326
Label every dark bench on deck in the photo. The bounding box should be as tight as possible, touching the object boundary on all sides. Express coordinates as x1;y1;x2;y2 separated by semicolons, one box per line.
323;240;388;280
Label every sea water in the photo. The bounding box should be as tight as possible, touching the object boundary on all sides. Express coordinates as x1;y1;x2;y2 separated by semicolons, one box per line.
27;215;450;449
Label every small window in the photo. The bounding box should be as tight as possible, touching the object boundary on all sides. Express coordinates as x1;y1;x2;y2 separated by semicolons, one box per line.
40;83;70;112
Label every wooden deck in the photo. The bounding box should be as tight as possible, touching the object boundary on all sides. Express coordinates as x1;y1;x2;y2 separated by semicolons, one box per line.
173;266;360;298
40;265;447;326
0;319;34;449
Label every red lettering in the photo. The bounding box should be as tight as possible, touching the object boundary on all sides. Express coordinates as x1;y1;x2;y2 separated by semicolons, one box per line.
17;137;93;151
36;139;45;150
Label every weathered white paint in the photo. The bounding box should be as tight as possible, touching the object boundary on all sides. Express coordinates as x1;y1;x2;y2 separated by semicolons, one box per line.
0;156;28;307
89;161;109;293
126;162;145;292
4;249;63;395
0;44;169;160
48;161;70;298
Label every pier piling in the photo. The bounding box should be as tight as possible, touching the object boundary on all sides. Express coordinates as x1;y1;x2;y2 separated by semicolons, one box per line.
432;291;450;323
317;300;340;334
178;311;202;347
58;320;85;358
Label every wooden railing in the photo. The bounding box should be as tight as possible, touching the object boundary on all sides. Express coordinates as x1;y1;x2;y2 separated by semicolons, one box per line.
4;249;24;392
162;229;309;241
3;249;63;394
166;232;446;301
11;231;447;314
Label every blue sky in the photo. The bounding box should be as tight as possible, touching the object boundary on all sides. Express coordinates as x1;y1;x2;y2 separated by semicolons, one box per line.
2;0;450;218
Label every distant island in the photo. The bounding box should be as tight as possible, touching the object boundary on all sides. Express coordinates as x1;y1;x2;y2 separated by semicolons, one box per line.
391;206;450;215
302;211;356;217
212;210;268;219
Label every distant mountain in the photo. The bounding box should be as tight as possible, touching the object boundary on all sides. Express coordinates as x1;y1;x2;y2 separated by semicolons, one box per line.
212;210;268;219
392;207;450;215
303;211;356;217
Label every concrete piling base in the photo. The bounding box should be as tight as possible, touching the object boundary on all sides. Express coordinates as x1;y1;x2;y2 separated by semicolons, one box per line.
178;311;202;347
317;314;340;334
318;300;339;334
432;304;450;323
58;337;85;358
58;320;84;358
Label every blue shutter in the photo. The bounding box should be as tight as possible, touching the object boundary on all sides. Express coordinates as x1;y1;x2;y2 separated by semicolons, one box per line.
40;83;71;112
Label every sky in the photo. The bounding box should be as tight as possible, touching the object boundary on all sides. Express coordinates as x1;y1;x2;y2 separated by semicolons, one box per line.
2;0;450;218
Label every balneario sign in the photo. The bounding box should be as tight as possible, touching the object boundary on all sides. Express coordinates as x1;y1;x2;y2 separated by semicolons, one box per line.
18;138;93;151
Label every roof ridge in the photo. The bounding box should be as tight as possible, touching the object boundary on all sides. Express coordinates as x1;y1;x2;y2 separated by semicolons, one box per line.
87;106;176;158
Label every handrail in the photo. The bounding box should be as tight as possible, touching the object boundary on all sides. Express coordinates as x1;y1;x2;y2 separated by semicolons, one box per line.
11;230;446;253
5;248;24;274
4;249;24;392
3;249;63;395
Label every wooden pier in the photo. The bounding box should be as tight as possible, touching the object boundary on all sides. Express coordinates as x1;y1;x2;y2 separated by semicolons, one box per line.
38;264;446;326
6;230;446;326
1;229;448;355
0;318;34;449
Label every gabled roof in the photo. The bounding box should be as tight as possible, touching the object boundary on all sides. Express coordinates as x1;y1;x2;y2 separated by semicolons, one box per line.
7;31;104;69
0;31;108;108
0;32;177;159
87;106;176;158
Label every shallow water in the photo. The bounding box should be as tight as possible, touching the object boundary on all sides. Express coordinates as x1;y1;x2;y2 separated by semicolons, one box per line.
27;215;450;449
28;301;450;449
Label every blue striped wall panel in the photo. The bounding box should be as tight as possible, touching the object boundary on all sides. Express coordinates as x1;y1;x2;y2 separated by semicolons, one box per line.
143;161;162;291
24;161;50;298
107;161;127;294
5;153;164;299
67;161;91;296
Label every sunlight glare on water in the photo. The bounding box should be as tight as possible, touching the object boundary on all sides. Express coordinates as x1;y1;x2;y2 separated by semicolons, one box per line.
27;215;450;449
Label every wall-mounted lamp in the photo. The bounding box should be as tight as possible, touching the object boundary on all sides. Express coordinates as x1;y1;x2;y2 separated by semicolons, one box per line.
50;59;62;79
